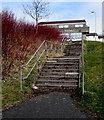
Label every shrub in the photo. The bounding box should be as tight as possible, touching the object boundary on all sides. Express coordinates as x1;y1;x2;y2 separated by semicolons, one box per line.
36;25;62;41
1;10;63;80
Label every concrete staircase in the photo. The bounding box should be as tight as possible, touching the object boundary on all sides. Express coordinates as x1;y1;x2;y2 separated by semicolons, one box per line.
35;41;82;89
64;41;82;56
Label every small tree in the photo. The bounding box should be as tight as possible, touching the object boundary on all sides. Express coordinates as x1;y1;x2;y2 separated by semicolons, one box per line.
23;0;50;25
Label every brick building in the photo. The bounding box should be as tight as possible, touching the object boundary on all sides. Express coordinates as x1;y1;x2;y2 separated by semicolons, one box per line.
38;20;89;40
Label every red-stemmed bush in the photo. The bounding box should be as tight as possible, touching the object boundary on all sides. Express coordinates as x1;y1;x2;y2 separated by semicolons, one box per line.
2;10;63;79
36;25;62;42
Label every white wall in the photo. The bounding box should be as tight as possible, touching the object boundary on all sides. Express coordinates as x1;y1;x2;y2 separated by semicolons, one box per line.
86;36;103;41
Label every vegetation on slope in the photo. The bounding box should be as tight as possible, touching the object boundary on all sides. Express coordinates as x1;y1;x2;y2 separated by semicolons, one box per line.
78;41;104;119
1;10;63;110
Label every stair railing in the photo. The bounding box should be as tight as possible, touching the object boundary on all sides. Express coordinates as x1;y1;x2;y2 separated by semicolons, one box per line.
20;40;64;90
81;34;85;95
81;32;88;95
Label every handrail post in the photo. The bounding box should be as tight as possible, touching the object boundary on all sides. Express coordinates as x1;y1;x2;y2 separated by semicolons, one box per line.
78;59;81;88
61;43;62;52
61;42;64;52
45;40;47;51
20;66;23;91
82;34;85;95
55;43;57;53
51;43;53;50
36;51;38;72
45;40;48;58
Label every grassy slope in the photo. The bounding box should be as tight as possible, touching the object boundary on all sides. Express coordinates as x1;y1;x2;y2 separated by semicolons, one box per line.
2;50;63;111
79;41;104;118
2;69;36;110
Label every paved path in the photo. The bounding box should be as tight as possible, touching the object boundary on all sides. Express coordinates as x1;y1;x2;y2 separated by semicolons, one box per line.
3;92;88;118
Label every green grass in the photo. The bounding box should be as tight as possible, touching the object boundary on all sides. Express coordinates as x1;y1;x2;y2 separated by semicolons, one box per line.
78;41;104;119
2;54;46;110
2;69;36;110
2;49;64;110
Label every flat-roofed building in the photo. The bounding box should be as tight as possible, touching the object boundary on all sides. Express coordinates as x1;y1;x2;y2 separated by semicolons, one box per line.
38;20;89;40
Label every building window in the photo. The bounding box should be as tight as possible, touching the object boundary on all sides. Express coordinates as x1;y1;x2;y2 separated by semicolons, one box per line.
75;24;83;27
59;25;64;28
59;25;69;28
64;25;69;28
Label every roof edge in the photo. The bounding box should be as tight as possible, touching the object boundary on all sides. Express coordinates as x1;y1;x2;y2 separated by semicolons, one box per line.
38;20;86;25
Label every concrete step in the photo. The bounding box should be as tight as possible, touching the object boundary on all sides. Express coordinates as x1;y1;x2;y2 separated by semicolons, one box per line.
65;43;81;45
64;53;81;55
65;44;81;46
40;74;79;78
39;76;79;80
43;66;79;69
64;48;82;51
45;62;79;65
46;61;79;64
64;47;82;49
64;46;82;48
64;45;82;47
47;57;79;60
40;72;79;76
36;83;78;88
43;69;79;72
44;64;79;67
36;81;78;86
64;55;80;57
64;51;81;53
37;80;78;83
64;54;81;56
46;60;79;64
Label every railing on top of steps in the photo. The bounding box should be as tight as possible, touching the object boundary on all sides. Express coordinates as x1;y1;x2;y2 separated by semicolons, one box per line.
20;35;86;94
78;32;88;95
62;36;85;95
81;33;88;95
20;39;65;90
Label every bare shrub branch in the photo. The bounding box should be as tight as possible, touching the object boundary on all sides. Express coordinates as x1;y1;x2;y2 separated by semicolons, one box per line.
23;0;50;25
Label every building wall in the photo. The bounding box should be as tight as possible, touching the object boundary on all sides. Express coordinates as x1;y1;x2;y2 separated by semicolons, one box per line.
45;23;89;34
39;21;89;40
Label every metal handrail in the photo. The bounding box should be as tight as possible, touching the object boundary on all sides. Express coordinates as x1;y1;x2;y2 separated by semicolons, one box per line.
81;34;85;95
22;40;46;67
20;40;63;90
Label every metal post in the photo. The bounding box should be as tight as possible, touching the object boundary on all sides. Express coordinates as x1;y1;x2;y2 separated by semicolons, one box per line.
95;12;96;40
82;34;84;95
45;41;48;51
51;43;53;50
50;43;53;55
55;43;57;53
20;66;23;91
36;51;38;72
61;43;63;52
45;41;48;58
60;43;62;52
78;61;80;88
91;11;96;41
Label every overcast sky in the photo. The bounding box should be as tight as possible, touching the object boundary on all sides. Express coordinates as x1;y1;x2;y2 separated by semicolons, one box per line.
1;0;103;34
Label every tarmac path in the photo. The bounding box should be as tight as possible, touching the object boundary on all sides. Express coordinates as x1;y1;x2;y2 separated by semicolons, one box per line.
2;92;88;119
